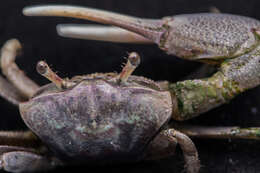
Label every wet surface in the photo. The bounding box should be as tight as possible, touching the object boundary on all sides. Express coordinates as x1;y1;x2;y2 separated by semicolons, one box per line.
1;0;260;172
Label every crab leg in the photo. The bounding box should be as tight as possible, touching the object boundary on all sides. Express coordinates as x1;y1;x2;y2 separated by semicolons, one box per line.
23;5;165;44
145;130;177;160
0;131;40;148
0;130;62;173
57;24;151;43
164;129;200;173
0;39;39;98
145;129;200;173
174;124;260;140
0;76;25;105
0;151;61;173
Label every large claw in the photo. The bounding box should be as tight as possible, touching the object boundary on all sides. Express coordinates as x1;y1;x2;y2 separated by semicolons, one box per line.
23;5;166;44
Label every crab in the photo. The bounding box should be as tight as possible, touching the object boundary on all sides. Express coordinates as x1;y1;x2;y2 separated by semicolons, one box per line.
1;3;260;173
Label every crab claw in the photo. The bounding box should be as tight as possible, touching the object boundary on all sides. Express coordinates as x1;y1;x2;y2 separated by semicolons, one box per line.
23;5;167;44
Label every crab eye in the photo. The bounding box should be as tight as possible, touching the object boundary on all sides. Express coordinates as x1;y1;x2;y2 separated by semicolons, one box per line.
36;61;75;89
118;52;141;84
128;52;140;67
36;61;48;75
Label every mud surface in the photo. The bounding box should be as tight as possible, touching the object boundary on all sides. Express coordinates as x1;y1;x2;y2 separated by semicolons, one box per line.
1;0;260;173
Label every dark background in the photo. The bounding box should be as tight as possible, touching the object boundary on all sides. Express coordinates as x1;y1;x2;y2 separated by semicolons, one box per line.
1;0;260;173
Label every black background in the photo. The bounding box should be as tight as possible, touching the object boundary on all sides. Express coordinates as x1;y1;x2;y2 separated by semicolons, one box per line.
1;0;260;173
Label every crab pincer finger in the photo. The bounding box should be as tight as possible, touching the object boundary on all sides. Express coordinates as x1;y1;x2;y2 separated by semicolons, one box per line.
23;5;166;44
57;24;151;43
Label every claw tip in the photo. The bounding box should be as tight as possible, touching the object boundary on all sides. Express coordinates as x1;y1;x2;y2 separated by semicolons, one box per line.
56;24;65;37
22;7;32;16
22;5;51;16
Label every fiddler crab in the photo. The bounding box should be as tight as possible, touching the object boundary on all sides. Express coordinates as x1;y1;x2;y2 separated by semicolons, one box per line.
1;4;260;173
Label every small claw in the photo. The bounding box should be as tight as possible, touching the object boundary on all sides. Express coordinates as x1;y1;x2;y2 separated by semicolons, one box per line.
57;24;152;44
23;5;166;44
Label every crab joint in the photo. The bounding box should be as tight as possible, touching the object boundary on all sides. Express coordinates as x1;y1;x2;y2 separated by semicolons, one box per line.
118;52;140;84
36;61;75;89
